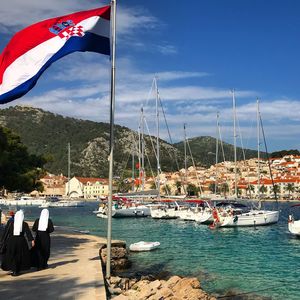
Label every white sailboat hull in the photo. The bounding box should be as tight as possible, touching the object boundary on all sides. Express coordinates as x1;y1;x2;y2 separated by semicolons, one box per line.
0;198;46;206
218;210;279;227
194;210;213;224
288;219;300;236
150;207;178;219
39;200;84;208
112;206;150;218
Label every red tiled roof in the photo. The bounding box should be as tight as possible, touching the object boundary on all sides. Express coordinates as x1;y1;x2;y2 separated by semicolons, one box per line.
76;177;108;184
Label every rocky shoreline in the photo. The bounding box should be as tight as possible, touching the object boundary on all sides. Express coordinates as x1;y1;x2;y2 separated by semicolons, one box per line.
99;242;216;300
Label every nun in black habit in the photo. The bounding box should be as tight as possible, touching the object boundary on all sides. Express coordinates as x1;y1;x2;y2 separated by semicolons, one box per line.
32;209;54;269
1;210;34;276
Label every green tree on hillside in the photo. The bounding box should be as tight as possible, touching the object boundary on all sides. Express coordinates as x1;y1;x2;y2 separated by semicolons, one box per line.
0;127;47;193
186;183;199;196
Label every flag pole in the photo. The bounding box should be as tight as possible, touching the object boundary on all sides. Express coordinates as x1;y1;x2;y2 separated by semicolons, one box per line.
106;0;117;279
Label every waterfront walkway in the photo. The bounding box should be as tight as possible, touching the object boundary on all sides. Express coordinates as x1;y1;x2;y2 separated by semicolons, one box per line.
0;225;110;300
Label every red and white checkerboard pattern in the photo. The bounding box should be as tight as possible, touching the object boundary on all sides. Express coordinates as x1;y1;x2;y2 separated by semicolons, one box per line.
58;25;85;40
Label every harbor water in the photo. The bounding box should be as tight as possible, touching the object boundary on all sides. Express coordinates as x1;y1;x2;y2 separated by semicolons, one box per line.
8;201;300;300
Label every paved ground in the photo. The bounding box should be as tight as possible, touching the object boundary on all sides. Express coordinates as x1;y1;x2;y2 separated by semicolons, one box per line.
0;225;109;300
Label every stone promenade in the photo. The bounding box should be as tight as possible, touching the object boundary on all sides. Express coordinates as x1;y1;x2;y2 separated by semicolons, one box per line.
0;225;110;300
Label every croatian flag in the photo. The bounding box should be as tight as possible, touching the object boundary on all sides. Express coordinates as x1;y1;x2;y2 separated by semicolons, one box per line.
0;6;111;104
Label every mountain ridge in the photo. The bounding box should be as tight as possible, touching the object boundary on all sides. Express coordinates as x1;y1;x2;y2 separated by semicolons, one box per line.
0;105;262;177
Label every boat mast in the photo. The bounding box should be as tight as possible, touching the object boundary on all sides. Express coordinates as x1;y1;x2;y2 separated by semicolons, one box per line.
141;107;145;192
132;144;135;192
184;123;187;192
68;142;71;197
215;113;219;195
155;77;160;201
232;89;238;198
257;98;261;206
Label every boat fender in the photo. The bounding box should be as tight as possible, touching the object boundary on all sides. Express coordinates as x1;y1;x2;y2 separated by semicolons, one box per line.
233;215;238;223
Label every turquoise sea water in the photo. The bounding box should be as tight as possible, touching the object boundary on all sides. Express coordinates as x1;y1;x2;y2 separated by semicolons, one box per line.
14;202;300;300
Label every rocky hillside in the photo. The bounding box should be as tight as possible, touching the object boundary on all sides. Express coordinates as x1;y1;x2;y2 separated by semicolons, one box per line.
0;106;264;177
174;136;262;166
0;106;185;177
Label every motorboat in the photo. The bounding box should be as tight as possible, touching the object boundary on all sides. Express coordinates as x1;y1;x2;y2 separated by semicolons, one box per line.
129;241;160;252
288;204;300;237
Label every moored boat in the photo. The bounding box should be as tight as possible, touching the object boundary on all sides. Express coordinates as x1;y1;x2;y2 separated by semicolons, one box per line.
112;204;150;218
288;204;300;237
129;241;160;252
210;202;279;228
0;196;47;206
40;199;84;208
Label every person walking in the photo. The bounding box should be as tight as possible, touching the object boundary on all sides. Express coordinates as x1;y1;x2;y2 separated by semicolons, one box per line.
1;210;34;276
32;209;54;270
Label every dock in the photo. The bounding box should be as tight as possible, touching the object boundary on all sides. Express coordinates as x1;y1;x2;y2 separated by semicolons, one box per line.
0;225;111;299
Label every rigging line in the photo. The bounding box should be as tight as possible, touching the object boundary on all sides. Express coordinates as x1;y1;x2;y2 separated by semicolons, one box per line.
158;95;187;194
259;113;278;206
158;95;181;172
217;117;226;162
235;110;254;198
119;132;139;185
142;115;160;183
236;114;246;161
143;77;156;109
217;115;232;195
144;146;157;189
186;137;204;195
144;115;159;163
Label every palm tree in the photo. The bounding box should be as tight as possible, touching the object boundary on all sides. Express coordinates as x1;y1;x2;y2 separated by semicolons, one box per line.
175;181;182;195
209;183;217;194
259;185;268;198
162;184;171;195
186;183;199;197
272;184;280;199
220;183;229;197
285;183;295;198
246;184;255;197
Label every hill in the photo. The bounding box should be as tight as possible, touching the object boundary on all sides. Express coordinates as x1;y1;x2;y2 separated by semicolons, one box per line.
0;106;268;177
0;106;185;177
174;136;262;166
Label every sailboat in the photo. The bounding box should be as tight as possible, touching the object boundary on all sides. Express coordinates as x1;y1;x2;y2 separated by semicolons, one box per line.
288;204;300;236
212;96;279;227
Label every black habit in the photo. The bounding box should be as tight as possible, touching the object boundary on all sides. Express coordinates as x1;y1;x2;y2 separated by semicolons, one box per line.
32;218;54;269
1;221;33;273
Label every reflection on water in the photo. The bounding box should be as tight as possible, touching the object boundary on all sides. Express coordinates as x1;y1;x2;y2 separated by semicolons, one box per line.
10;201;300;300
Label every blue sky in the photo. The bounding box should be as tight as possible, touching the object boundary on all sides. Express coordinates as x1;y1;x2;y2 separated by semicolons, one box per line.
0;0;300;152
